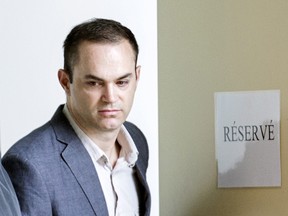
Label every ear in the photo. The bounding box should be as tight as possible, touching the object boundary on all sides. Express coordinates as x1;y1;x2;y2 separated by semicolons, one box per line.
135;65;141;83
58;69;71;95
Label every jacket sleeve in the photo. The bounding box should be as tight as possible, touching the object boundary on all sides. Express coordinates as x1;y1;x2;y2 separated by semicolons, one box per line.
2;154;52;216
0;162;21;216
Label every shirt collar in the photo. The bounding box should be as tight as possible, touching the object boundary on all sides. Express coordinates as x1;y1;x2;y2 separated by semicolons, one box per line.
63;104;139;167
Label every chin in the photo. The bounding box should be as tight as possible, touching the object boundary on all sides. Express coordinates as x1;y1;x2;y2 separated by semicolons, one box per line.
101;120;123;131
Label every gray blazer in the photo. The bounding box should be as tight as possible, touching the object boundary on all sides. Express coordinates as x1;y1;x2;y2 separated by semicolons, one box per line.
0;162;21;216
2;105;151;216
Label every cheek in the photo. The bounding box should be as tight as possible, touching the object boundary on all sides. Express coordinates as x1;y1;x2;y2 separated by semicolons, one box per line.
82;92;104;109
124;91;136;106
70;87;91;106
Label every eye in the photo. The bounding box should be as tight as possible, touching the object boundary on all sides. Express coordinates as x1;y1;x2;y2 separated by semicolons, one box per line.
87;81;96;86
116;80;129;87
86;80;103;87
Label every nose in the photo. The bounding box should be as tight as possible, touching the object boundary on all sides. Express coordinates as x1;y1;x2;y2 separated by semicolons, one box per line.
101;84;117;103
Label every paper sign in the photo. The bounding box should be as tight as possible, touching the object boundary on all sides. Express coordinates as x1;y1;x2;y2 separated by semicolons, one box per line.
215;90;280;188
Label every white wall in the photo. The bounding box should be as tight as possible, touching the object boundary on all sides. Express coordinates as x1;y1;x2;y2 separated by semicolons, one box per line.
0;1;158;215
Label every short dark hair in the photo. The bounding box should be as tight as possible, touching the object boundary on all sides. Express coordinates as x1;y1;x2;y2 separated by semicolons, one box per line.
63;18;139;82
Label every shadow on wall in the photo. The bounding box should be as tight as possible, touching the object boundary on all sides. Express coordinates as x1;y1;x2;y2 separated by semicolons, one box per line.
218;120;280;188
190;121;280;216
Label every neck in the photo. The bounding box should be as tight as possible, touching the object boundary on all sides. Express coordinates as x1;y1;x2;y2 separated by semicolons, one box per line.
88;130;122;168
107;140;121;168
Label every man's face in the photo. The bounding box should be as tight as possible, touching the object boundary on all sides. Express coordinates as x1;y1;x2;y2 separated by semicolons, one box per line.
59;40;140;134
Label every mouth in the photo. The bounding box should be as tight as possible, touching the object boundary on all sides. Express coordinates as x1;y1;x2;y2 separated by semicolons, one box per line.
98;109;121;116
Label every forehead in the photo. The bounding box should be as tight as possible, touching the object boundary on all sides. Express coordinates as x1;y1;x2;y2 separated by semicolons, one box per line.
77;40;136;61
74;40;136;79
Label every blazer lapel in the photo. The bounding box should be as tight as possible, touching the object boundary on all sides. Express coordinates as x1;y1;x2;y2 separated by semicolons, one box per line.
135;163;151;216
51;106;109;216
61;142;109;216
123;121;151;215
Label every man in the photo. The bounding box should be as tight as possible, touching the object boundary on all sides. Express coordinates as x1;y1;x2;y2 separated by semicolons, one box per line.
2;18;151;216
0;159;21;216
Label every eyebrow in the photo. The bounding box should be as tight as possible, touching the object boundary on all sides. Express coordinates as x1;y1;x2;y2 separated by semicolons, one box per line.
84;73;133;81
